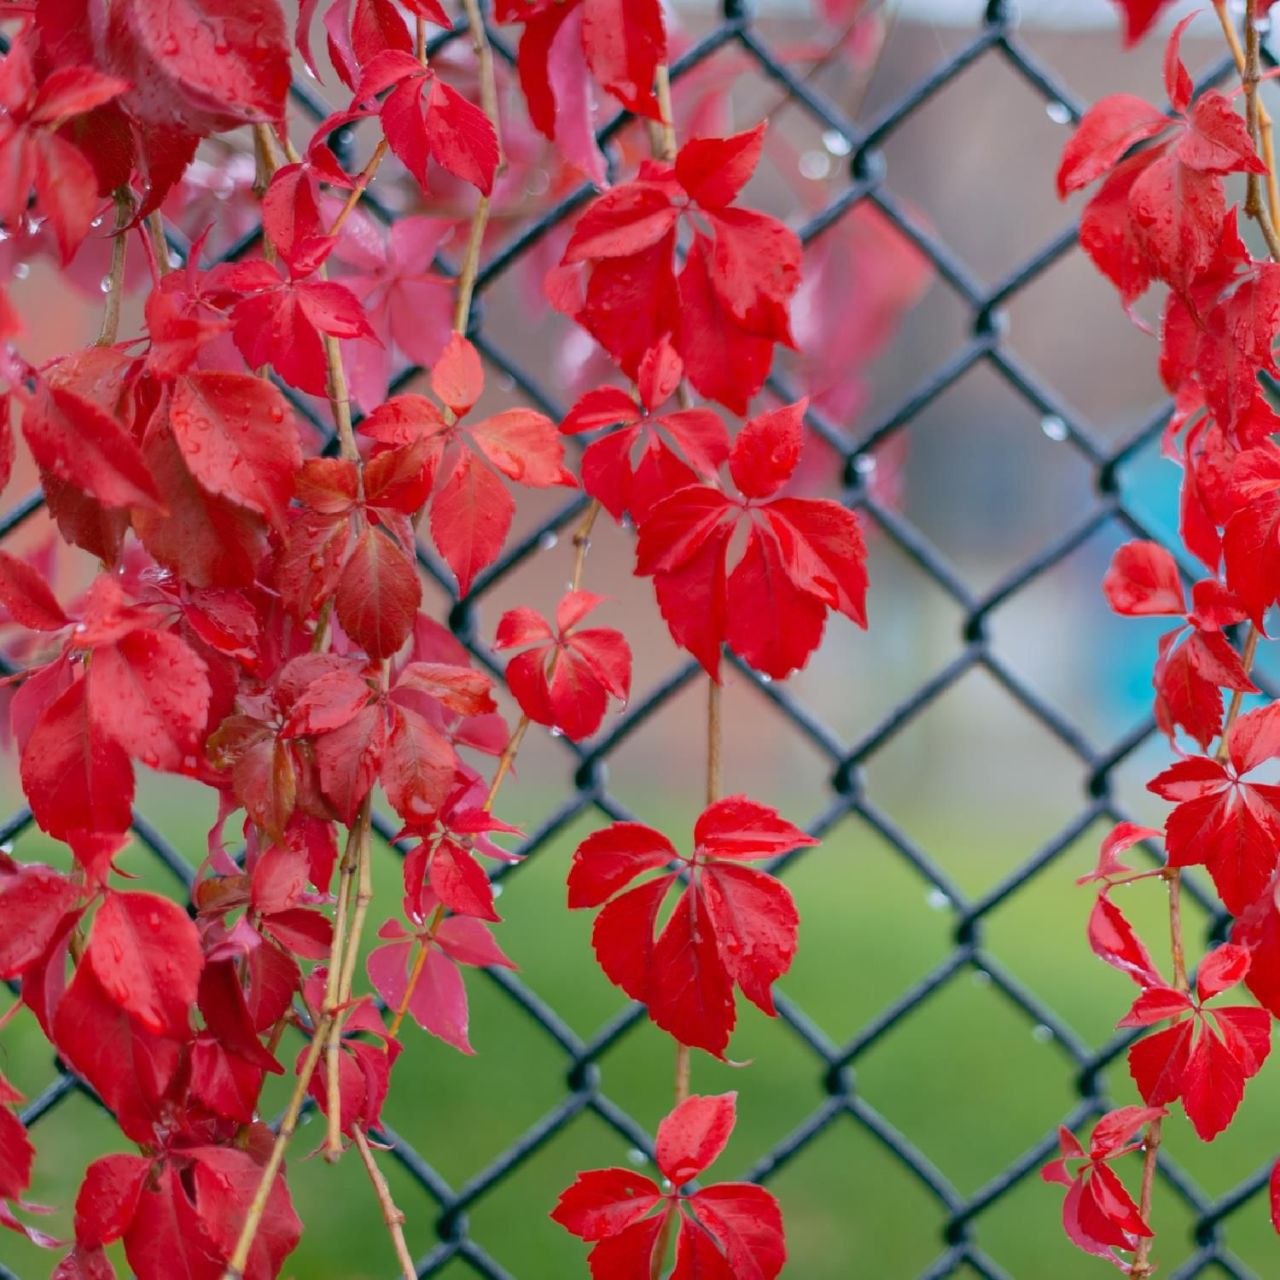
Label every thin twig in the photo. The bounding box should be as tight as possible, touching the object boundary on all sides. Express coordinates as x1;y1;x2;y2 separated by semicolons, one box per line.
222;1016;331;1279
327;140;389;240
1242;0;1280;258
324;796;373;1160
145;212;173;275
95;193;132;348
453;0;504;335
353;1129;417;1280
654;65;678;164
1214;0;1280;223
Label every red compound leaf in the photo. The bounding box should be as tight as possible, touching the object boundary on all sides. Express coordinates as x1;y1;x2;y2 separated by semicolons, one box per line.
553;1093;785;1278
495;592;631;740
568;800;815;1055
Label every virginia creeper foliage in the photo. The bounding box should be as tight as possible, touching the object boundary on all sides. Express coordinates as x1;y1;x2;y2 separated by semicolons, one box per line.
1045;4;1280;1271
0;0;882;1276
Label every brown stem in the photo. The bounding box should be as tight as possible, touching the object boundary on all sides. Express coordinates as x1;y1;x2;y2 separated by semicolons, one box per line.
95;193;132;348
1242;0;1280;258
571;500;601;587
323;334;360;464
387;906;439;1040
1214;0;1280;225
452;0;504;336
706;678;722;808
1129;624;1258;1277
353;1129;417;1280
326;796;376;1160
222;1014;331;1278
252;123;278;199
145;212;173;275
654;65;678;165
327;140;389;240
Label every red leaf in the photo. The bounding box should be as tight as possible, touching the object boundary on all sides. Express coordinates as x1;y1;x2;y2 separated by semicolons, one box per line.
74;1155;148;1248
1056;94;1169;196
470;409;574;487
280;667;372;738
381;704;455;821
314;701;385;823
590;873;673;1002
86;889;202;1038
120;1164;220;1280
565;185;680;262
100;0;290;133
21;677;135;841
568;822;678;907
1149;752;1280;914
135;414;269;589
429;451;515;596
580;0;665;118
687;1183;787;1280
637;474;867;679
0;865;81;979
676;233;777;415
430;333;484;417
656;1092;737;1185
168;372;300;529
728;402;805;500
1197;942;1251;1002
375;61;498;195
227;271;374;397
0;1097;33;1205
188;1146;300;1280
704;209;800;347
335;527;421;659
700;866;798;1015
579;1215;666;1279
723;525;827;679
1090;1105;1165;1160
52;962;183;1144
1181;1023;1246;1140
676;125;765;211
495;595;631;740
87;629;212;772
394;662;496;716
1087;894;1161;987
1108;0;1178;45
550;1168;663;1241
23;384;161;511
1179;94;1267;175
1120;986;1194;1026
1103;541;1185;616
429;838;498;921
1129;153;1225;295
0;550;69;630
1128;1019;1194;1107
1078;150;1160;306
647;888;736;1055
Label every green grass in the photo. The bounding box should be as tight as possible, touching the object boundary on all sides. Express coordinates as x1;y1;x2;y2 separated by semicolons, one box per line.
4;797;1280;1278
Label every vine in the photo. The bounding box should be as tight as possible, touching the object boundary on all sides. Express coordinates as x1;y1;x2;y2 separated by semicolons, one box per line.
0;1;877;1278
1046;0;1280;1271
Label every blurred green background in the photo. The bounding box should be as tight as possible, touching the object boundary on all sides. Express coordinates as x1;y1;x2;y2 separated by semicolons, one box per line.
5;771;1280;1279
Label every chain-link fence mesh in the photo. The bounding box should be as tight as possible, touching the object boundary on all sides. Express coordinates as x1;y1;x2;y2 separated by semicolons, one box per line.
6;1;1280;1277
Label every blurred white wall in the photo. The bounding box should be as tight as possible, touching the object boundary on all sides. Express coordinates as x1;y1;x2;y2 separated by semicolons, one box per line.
680;0;1206;29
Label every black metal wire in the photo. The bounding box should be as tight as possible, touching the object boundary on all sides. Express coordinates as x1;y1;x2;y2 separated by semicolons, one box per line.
7;2;1275;1278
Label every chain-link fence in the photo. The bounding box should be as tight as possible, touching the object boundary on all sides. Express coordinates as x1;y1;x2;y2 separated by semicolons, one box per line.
5;2;1280;1277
